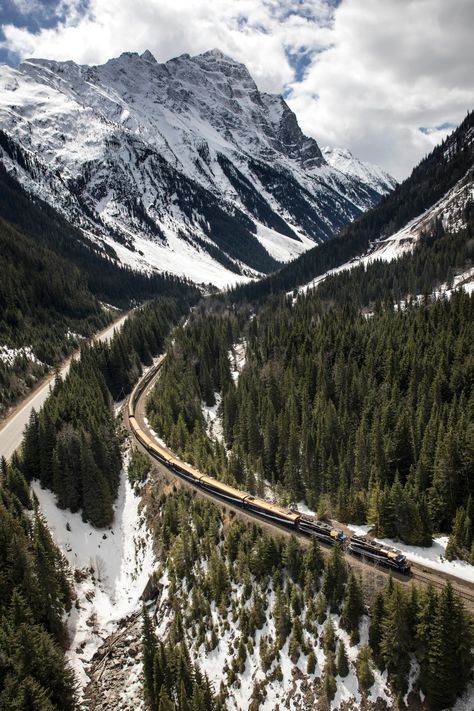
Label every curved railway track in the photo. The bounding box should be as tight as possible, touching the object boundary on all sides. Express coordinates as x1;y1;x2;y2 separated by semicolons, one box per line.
412;570;474;604
129;355;474;611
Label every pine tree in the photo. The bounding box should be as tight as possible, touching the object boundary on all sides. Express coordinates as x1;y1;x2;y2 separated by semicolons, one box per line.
415;585;437;691
142;606;157;711
322;651;337;703
158;687;175;711
80;436;112;527
356;644;374;693
322;618;336;653
368;592;385;668
323;544;347;612
380;585;411;700
425;583;473;709
336;640;349;678
340;572;364;643
7;676;57;711
283;535;301;583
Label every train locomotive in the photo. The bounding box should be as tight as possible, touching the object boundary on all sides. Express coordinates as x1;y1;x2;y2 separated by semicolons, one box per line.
128;357;411;576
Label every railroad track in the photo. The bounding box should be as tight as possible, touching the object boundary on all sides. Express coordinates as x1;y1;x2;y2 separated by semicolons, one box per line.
129;356;474;611
411;570;474;604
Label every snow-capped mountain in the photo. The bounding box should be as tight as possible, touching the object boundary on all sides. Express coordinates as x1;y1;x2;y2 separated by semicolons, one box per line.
322;146;397;196
0;48;394;286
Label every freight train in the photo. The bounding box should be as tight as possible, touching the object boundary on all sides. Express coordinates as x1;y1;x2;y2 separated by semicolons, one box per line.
128;357;411;575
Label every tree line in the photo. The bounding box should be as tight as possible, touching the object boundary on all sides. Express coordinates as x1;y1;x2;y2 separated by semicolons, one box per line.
0;163;198;416
148;288;473;549
229;110;474;302
17;297;195;527
0;456;77;710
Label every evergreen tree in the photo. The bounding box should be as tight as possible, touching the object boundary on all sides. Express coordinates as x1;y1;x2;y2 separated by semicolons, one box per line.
336;640;349;678
356;644;374;694
425;583;473;709
323;545;347;612
142;606;157;711
380;586;411;700
340;572;364;643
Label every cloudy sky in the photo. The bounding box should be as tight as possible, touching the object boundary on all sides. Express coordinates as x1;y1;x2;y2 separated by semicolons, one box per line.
1;0;472;179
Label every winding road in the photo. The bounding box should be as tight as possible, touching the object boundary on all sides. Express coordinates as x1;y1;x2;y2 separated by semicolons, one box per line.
0;311;131;461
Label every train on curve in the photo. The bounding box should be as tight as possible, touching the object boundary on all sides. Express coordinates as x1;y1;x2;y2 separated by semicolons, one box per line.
128;357;411;576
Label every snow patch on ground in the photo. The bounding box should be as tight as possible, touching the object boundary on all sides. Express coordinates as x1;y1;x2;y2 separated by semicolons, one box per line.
31;450;156;692
294;500;316;517
346;524;373;537
229;340;246;383
146;533;395;710
202;392;224;444
0;344;43;366
255;222;313;263
434;265;474;298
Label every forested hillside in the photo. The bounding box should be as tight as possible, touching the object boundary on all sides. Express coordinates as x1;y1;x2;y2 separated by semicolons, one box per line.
139;485;472;710
0;459;77;709
230;110;474;301
17;297;195;527
0;168;196;415
147;216;474;554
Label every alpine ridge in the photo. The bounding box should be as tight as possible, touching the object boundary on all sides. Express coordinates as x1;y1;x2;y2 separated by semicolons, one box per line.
0;49;394;286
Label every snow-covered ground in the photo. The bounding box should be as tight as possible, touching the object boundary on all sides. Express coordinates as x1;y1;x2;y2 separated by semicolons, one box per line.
96;222;252;290
150;540;393;710
347;525;474;584
202;392;224;444
32;450;155;692
255;222;313;263
0;344;43;366
229;340;247;382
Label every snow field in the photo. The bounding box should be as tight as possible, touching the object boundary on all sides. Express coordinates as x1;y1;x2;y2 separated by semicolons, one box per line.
32;449;156;694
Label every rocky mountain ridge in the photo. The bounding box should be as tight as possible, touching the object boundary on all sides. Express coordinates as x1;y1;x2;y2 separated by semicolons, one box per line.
0;48;394;286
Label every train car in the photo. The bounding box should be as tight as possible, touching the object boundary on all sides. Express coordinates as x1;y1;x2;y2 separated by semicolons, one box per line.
167;456;206;485
199;476;248;506
128;355;167;419
147;439;174;467
243;496;300;527
348;535;411;573
297;515;346;545
199;475;248;506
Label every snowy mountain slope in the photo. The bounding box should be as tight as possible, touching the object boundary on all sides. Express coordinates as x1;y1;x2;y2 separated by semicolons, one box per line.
0;49;393;285
322;145;397;196
300;166;474;294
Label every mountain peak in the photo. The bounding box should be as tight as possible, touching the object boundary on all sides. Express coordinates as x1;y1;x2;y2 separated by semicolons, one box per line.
0;48;395;286
140;49;156;63
199;48;236;62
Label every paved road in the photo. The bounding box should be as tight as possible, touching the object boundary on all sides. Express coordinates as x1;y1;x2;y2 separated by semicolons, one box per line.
0;312;130;461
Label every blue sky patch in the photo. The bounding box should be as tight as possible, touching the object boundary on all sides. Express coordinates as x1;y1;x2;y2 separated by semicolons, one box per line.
285;48;315;82
419;122;456;135
0;0;89;65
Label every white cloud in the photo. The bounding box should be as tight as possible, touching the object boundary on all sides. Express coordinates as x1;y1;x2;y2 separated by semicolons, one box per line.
287;0;474;178
1;0;473;179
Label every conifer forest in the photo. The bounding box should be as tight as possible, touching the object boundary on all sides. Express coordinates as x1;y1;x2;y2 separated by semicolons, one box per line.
0;20;473;711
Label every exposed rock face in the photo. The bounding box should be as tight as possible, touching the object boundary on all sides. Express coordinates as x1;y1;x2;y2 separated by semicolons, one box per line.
84;613;145;711
0;49;395;284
